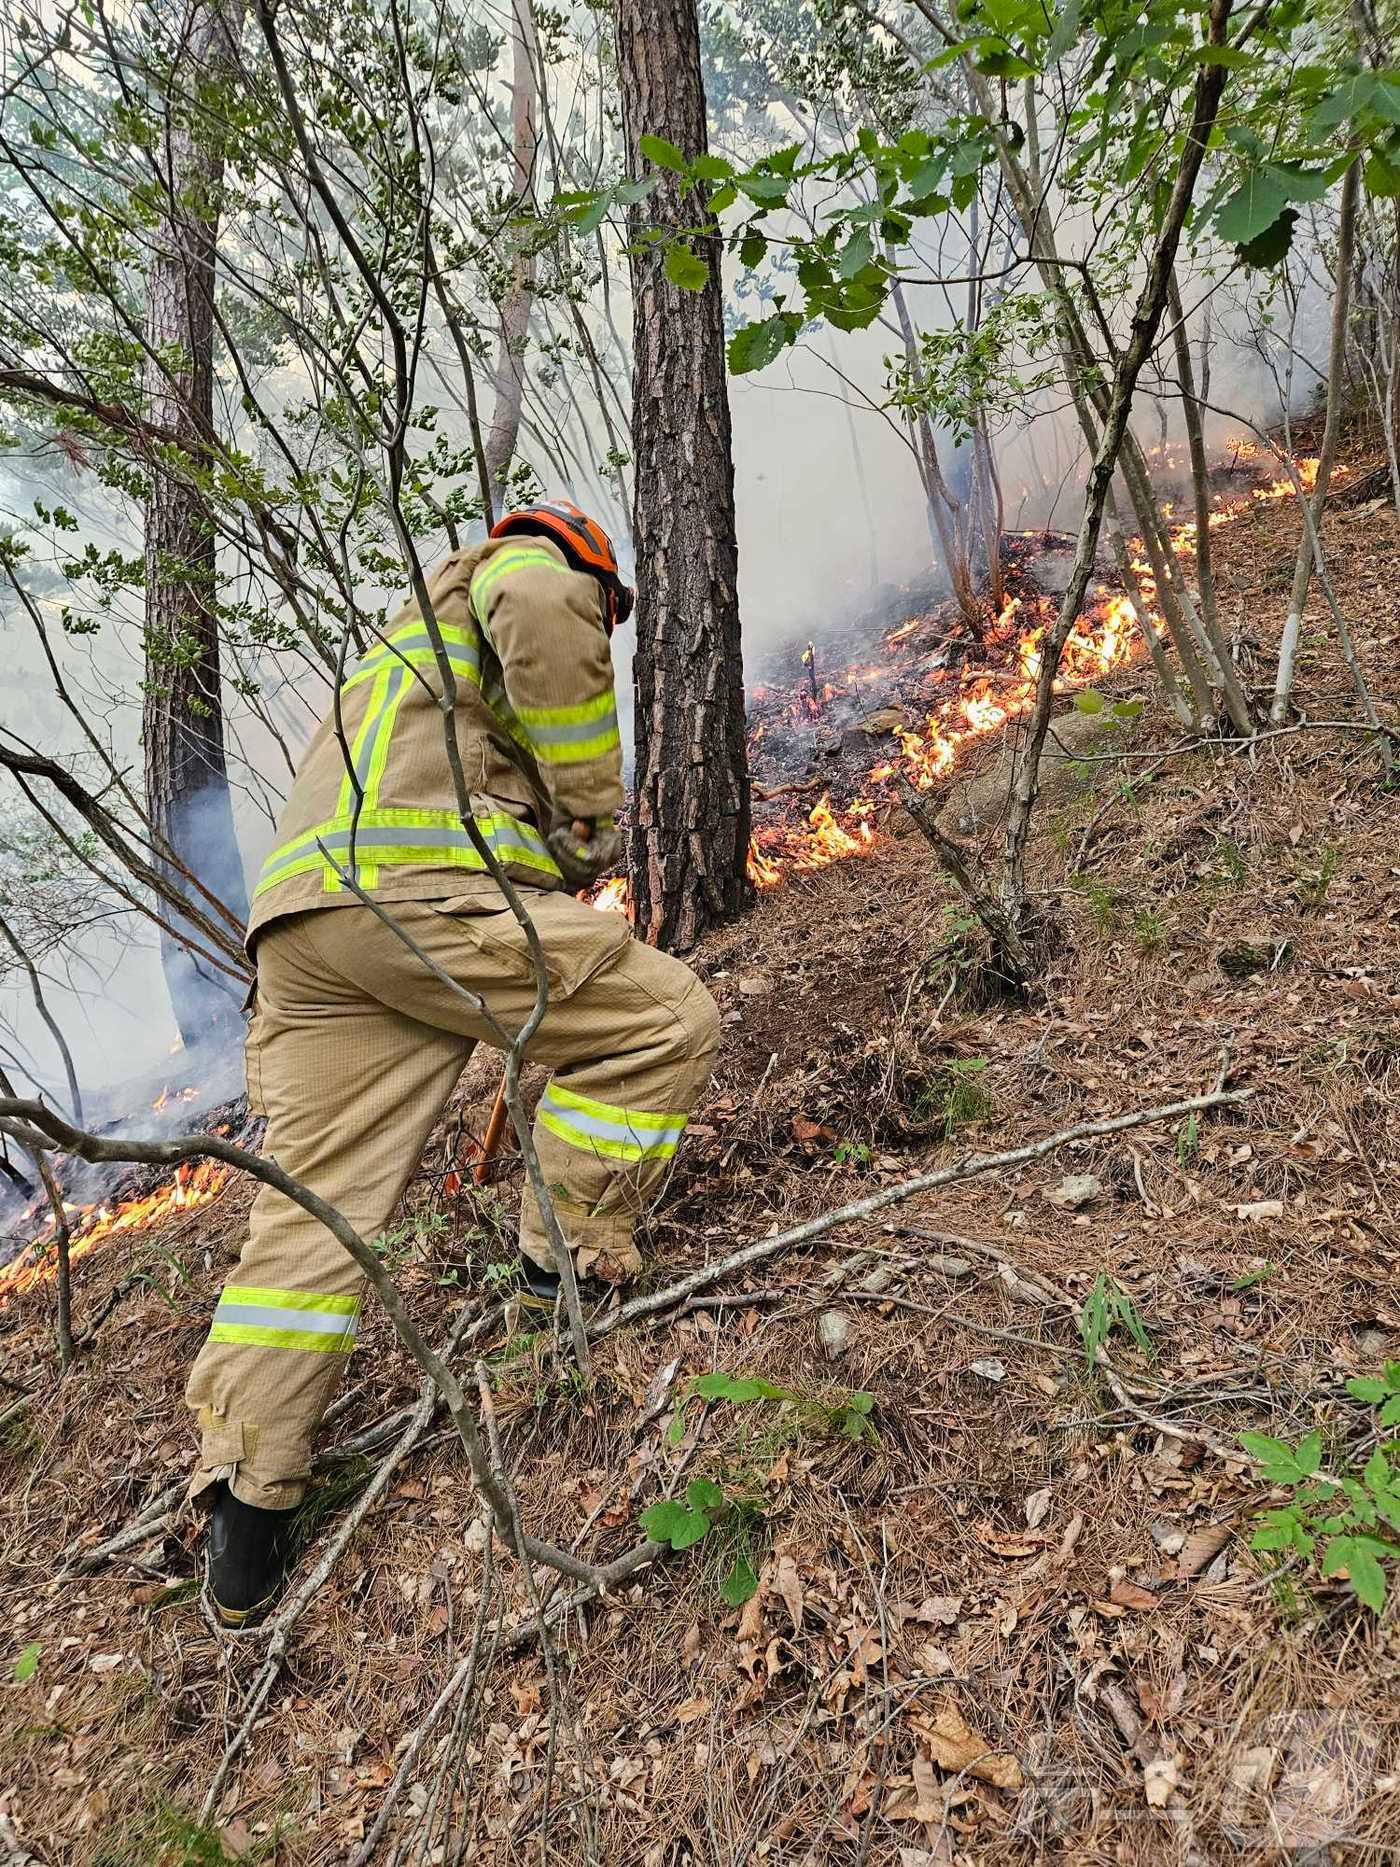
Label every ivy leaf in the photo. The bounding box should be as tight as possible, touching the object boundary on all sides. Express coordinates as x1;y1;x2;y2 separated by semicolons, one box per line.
1322;1535;1390;1613
12;1642;40;1682
718;1555;760;1606
640;134;688;173
727;314;799;376
664;243;709;291
640;1499;710;1550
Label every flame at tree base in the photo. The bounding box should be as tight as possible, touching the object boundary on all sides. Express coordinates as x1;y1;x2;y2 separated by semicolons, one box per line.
0;1159;231;1302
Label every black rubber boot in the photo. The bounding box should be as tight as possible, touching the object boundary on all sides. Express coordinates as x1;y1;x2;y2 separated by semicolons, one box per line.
206;1481;296;1630
516;1250;604;1306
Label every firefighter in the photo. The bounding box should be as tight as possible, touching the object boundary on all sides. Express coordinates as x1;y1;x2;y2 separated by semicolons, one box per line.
188;502;721;1627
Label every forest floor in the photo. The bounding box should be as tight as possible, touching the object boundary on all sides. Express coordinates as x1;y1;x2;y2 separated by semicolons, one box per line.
4;423;1400;1866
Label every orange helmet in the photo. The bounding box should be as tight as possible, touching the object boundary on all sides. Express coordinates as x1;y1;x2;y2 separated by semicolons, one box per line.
490;498;635;632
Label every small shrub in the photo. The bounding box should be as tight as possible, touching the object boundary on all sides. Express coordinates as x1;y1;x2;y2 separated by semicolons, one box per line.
1242;1368;1400;1613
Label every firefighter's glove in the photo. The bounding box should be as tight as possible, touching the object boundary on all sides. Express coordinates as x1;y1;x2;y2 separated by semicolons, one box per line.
547;816;622;888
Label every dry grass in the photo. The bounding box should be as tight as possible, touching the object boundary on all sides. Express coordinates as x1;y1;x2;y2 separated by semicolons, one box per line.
3;440;1400;1864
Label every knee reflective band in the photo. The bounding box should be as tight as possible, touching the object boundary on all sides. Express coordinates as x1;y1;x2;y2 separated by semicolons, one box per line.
208;1285;361;1353
512;688;621;765
538;1082;688;1163
253;807;562;897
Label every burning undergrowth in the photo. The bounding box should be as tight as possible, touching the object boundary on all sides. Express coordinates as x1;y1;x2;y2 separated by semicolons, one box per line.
0;1097;259;1302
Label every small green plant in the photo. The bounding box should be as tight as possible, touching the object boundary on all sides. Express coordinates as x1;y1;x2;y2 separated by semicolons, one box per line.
1078;1272;1152;1370
833;1139;871;1169
1213;837;1248;888
1073;872;1120;933
939;1057;991;1137
1131;907;1166;954
1176;1111;1199;1166
925;905;982;999
12;1641;40;1683
1230;1261;1274;1293
639;1478;767;1605
1298;844;1340;911
1242;1369;1400;1612
669;1370;878;1447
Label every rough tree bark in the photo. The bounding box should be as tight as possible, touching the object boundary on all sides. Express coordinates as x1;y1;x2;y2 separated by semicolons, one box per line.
616;0;751;949
480;0;539;512
142;0;250;1047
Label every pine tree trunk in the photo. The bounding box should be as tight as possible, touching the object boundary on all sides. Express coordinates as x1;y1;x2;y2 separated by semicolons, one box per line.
143;0;249;1048
615;0;751;950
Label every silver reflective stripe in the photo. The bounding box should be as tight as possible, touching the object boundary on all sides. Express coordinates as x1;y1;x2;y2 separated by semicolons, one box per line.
526;708;620;751
213;1302;361;1337
320;820;545;857
539;1090;686;1150
351;629;480;679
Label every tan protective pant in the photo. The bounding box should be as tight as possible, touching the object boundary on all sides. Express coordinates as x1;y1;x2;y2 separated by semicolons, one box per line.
185;889;719;1508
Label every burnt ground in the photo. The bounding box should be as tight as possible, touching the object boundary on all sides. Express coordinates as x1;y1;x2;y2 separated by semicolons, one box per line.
3;427;1400;1866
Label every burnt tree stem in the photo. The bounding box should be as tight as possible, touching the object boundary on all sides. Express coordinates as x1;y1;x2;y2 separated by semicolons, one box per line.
142;0;250;1049
616;0;751;950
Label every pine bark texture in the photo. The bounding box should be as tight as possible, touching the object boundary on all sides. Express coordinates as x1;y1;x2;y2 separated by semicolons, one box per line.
615;0;750;950
143;0;249;1046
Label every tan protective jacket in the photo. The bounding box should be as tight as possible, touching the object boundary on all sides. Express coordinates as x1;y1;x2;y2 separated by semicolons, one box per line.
247;535;623;945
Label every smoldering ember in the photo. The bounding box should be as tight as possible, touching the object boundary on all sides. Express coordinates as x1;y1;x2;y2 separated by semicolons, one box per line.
2;4;1399;1863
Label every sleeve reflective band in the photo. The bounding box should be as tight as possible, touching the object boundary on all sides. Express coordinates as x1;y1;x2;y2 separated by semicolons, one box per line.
207;1284;361;1354
537;1082;688;1163
470;546;570;636
512;686;621;765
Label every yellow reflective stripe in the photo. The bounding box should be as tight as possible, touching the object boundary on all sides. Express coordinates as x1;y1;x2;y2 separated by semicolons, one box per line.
513;689;617;729
337;662;391;819
364;666;410;808
544;1082;688;1130
538;1111;681;1164
254;809;564;897
208;1322;357;1354
342;646;482;695
222;1285;359;1314
470;547;569;624
529;725;622;765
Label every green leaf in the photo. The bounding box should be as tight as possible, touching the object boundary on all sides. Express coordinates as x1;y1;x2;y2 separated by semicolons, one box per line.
12;1642;40;1683
1322;1535;1389;1612
664;243;709;291
1239;209;1299;271
1240;1430;1324;1484
738;229;768;268
1365;151;1400;199
640;134;688;173
692;154;732;182
846;1391;874;1414
691;1371;788;1403
1217;169;1292;246
1349;1377;1390;1404
837;226;875;280
686;1477;726;1515
1381;1394;1400;1427
1075;689;1105;714
1045;0;1080;64
1111;698;1145;721
640;1499;710;1551
727;315;799;376
1309;73;1378;132
1194;45;1255;68
667;1406;687;1447
707;183;737;215
718;1554;760;1606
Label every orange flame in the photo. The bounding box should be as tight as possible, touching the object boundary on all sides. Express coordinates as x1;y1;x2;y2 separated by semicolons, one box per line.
0;1160;231;1302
